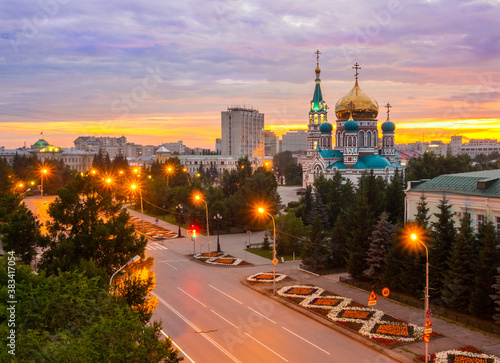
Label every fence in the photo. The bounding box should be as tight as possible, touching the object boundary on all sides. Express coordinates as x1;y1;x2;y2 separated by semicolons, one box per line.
338;276;500;336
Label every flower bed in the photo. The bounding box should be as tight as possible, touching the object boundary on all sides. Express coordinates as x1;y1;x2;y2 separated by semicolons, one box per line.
192;252;245;266
417;346;500;362
277;284;425;347
247;272;287;283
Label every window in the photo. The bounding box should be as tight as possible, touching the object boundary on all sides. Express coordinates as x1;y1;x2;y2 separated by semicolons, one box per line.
496;216;500;232
476;214;485;230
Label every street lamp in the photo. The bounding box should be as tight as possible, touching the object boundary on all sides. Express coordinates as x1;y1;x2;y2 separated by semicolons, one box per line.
165;165;174;188
40;168;48;197
131;184;144;233
109;255;140;293
214;213;222;253
176;204;183;238
195;195;210;257
34;202;47;271
411;233;430;363
258;207;277;294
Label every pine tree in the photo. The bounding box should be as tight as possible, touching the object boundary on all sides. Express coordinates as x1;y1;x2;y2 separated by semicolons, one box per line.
429;198;456;302
328;214;348;268
306;194;329;229
469;220;500;320
385;169;405;224
491;267;500;324
364;212;394;283
345;191;375;280
441;213;475;311
301;215;328;272
415;194;430;229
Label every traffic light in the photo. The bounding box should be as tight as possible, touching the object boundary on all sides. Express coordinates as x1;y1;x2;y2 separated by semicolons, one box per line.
191;225;197;238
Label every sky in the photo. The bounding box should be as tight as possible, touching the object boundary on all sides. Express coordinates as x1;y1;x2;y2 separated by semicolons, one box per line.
1;0;500;150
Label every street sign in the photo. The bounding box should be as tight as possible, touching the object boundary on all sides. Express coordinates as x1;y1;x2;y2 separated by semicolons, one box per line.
155;218;159;224
368;290;378;306
426;309;432;318
423;334;430;343
382;287;390;297
425;318;432;327
272;258;278;265
187;230;193;237
424;328;432;334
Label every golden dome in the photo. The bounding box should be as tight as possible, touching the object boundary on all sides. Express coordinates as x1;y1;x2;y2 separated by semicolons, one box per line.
335;80;379;120
315;65;321;76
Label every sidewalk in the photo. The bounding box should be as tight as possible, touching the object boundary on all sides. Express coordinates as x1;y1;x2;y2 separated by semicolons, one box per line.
274;262;500;361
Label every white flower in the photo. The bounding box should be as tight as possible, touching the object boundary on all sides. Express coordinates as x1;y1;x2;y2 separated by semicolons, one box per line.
247;272;287;282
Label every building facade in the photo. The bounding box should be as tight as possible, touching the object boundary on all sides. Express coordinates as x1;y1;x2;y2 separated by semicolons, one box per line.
264;130;278;156
221;106;264;157
405;169;500;232
302;58;404;185
281;130;307;153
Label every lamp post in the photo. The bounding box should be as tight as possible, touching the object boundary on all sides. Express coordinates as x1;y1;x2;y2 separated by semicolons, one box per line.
195;195;210;257
34;202;47;271
109;255;140;293
166;166;173;188
131;184;144;233
40;168;48;198
214;213;222;253
411;233;430;363
258;207;277;294
176;204;183;238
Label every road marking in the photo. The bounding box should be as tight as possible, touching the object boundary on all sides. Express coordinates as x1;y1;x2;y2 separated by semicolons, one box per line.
210;309;238;328
160;330;196;363
162;261;177;270
178;287;207;307
146;245;158;250
209;284;243;305
282;327;331;355
156;294;242;363
153;243;169;250
247;306;277;324
244;333;288;362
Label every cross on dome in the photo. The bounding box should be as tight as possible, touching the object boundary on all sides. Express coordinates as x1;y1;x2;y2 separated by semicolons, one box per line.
352;63;361;80
385;102;392;115
315;49;321;66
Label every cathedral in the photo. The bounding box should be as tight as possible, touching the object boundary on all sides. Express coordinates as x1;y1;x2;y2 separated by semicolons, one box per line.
302;52;405;186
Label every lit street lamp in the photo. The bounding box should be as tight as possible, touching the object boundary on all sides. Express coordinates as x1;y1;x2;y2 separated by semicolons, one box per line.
165;166;174;188
195;195;210;257
411;233;430;363
34;202;47;271
214;213;222;253
131;184;144;233
40;168;48;198
109;255;140;293
258;207;277;294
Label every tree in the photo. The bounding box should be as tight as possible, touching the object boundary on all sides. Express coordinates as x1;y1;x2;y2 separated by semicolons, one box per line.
357;170;386;219
295;185;314;225
284;160;302;185
1;203;49;265
441;213;475;311
301;215;328;272
491;267;500;324
41;174;147;276
327;214;348;269
345;191;375;280
273;151;295;185
429;198;456;301
275;212;307;255
364;212;394;283
469;220;500;320
0;261;181;362
385;169;405;224
414;194;430;229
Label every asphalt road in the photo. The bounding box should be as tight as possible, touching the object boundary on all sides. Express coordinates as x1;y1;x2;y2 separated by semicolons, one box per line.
147;242;398;363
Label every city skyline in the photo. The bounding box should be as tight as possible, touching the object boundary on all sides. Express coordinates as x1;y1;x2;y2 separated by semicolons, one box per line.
1;0;499;150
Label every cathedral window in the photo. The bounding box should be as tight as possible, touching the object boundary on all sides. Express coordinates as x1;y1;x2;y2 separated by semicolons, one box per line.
359;131;364;147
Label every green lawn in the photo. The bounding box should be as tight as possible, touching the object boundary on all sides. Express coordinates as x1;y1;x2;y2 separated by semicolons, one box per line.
245;247;298;262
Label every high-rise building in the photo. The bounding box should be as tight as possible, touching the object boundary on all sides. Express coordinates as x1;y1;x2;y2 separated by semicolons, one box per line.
281;130;307;153
264;130;278;156
449;136;463;156
221;106;264;157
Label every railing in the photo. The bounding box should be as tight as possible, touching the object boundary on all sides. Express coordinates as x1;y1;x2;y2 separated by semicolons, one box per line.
338;276;500;336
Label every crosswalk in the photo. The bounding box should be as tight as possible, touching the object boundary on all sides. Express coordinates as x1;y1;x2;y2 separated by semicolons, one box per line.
145;242;169;251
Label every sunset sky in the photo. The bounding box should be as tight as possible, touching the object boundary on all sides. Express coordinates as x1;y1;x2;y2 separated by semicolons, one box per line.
1;0;499;150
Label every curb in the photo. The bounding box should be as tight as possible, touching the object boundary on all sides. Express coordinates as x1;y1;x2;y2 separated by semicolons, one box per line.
240;278;411;363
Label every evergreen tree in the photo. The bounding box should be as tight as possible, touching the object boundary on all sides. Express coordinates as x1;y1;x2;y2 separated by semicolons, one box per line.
364;212;394;283
327;214;348;268
295;185;314;225
491;267;500;324
415;194;430;229
441;213;475;311
381;231;406;292
357;169;386;219
345;191;375;280
429;198;456;301
385;169;405;224
306;194;329;229
301;215;328;272
469;220;500;320
262;232;271;250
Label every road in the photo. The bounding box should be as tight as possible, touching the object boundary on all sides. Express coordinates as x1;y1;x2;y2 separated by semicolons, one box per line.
147;240;398;363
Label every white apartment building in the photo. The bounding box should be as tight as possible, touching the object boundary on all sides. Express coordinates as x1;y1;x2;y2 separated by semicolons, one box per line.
177;155;261;177
221;106;264;157
461;139;500;157
264;130;278;156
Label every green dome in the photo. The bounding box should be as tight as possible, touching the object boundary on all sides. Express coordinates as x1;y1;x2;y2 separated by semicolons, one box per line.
319;122;333;133
381;120;395;133
344;119;359;132
33;139;49;148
